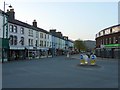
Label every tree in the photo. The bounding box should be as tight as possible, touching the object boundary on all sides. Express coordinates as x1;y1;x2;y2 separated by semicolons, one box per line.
74;39;86;52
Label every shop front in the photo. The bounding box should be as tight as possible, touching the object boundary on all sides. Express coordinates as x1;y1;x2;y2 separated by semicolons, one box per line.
9;46;25;61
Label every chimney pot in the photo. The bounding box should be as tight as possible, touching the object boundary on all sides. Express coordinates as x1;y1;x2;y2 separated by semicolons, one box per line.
33;19;37;27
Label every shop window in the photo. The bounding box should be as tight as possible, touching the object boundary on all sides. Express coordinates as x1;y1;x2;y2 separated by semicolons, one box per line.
118;36;120;44
109;38;112;44
105;38;108;45
101;40;103;45
113;37;116;44
115;37;118;44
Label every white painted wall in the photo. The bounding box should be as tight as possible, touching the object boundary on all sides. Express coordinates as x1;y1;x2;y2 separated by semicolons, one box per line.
0;13;3;38
0;11;7;39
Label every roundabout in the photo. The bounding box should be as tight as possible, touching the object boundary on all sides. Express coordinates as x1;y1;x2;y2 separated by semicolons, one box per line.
76;64;102;71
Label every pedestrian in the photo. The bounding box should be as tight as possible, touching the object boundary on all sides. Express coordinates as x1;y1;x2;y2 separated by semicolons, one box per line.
32;52;35;58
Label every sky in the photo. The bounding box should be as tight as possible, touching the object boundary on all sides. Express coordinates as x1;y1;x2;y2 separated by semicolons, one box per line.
0;0;119;41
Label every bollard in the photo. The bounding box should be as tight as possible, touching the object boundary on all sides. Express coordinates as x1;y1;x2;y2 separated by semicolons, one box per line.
80;54;85;65
90;54;96;65
67;52;69;58
84;54;89;64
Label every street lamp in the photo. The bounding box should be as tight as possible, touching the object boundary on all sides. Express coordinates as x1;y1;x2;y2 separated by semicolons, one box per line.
2;1;12;63
3;2;12;38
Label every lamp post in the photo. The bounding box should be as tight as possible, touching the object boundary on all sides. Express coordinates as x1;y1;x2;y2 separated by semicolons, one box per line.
2;1;12;63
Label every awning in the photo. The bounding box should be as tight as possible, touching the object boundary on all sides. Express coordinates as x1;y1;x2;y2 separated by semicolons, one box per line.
25;47;33;50
10;46;25;50
40;48;49;51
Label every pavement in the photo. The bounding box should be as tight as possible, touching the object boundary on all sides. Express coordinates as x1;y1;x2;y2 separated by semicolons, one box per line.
0;63;2;90
2;55;118;88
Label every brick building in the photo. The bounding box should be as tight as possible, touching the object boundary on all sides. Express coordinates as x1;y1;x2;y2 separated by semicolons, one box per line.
95;24;120;59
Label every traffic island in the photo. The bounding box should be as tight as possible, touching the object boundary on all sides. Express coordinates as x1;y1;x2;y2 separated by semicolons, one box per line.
77;64;101;69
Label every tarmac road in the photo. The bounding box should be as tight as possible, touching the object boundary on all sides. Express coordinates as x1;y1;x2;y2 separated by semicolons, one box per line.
2;55;118;88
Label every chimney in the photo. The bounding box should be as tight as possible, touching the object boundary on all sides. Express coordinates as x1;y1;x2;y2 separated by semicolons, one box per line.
50;29;56;33
7;9;15;20
57;32;62;37
33;19;37;27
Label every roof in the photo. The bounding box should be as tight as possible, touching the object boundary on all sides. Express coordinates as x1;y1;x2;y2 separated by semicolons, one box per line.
8;18;49;34
0;10;8;16
100;24;120;32
7;13;74;42
68;39;74;43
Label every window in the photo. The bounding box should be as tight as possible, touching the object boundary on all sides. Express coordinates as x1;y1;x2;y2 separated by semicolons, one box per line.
100;31;104;36
48;35;49;39
101;39;103;45
44;41;46;47
9;35;13;45
47;41;49;47
28;39;33;46
50;42;51;47
20;37;24;45
112;26;120;33
20;27;24;34
28;39;31;46
118;36;120;44
36;32;38;38
29;29;33;37
14;26;17;33
13;36;17;45
40;33;43;38
105;38;108;45
105;29;110;35
45;34;46;39
40;40;43;47
36;40;38;46
9;25;13;32
113;37;116;44
109;38;111;44
31;39;33;46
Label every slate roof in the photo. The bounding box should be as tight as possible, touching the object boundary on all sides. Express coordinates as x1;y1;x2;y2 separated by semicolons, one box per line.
8;18;49;34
